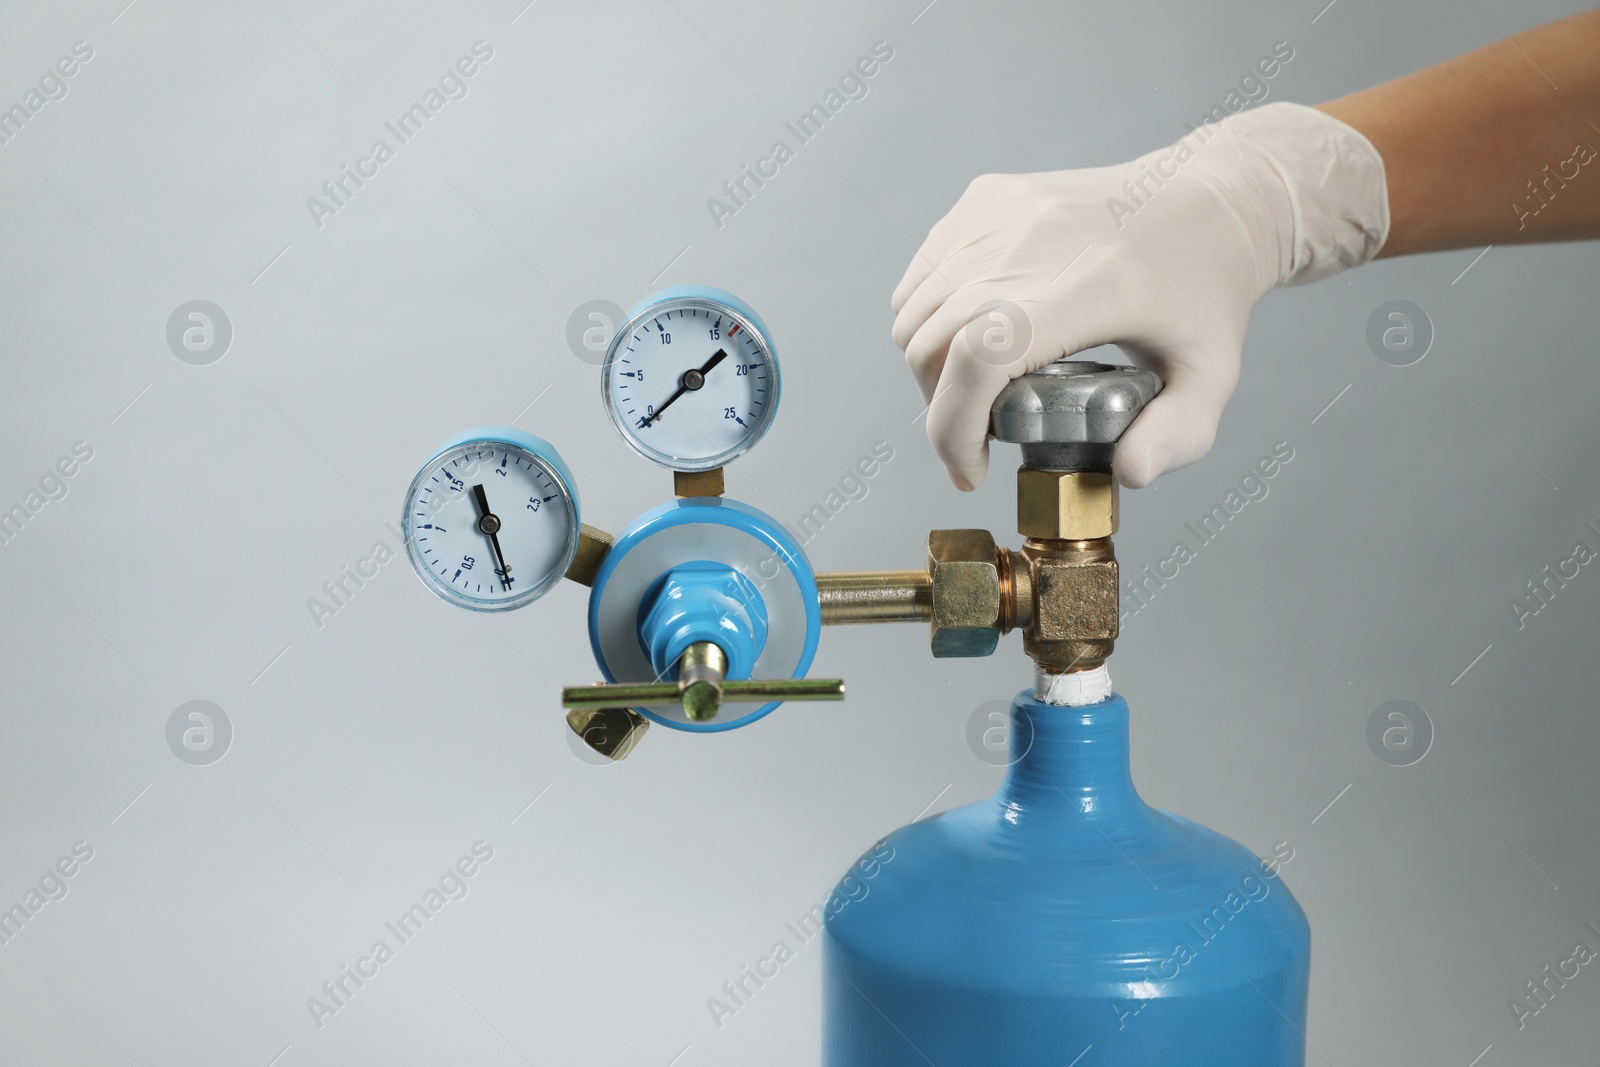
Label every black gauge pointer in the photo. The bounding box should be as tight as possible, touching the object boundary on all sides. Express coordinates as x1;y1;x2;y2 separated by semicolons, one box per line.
471;483;513;591
638;349;728;428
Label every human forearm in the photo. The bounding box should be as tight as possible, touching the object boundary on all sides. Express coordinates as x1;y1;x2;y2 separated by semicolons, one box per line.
1318;8;1600;257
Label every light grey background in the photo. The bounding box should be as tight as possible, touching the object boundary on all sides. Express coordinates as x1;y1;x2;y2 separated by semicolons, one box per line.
1;0;1596;1064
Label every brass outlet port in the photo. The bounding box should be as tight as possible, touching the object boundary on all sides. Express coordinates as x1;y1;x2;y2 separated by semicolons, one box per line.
565;706;650;761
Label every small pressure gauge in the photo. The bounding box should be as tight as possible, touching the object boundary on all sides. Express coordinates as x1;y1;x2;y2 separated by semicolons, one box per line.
401;427;580;612
601;285;781;472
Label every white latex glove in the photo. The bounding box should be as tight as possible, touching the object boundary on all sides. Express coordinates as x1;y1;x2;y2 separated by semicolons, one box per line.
891;102;1389;490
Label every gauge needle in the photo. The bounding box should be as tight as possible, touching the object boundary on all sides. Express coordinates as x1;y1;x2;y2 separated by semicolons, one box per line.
638;349;727;428
471;484;513;590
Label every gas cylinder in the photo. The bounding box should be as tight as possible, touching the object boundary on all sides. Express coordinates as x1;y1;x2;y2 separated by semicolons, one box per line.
465;317;1311;1059
823;690;1309;1065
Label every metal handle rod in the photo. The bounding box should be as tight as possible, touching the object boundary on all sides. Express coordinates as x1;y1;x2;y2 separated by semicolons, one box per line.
562;678;845;710
816;570;931;625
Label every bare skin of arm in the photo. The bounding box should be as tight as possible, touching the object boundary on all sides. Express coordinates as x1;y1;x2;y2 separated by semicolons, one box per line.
1319;8;1600;257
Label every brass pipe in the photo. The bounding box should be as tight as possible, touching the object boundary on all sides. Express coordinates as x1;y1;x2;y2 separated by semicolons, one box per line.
816;570;933;625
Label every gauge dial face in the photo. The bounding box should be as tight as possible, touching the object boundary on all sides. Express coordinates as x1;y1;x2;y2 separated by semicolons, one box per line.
402;439;578;612
602;297;780;472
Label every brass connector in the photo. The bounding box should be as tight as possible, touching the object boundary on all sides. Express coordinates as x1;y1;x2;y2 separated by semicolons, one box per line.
1021;536;1119;673
674;467;725;498
1017;469;1118;540
998;548;1034;633
564;524;615;587
927;529;1003;658
815;496;1121;671
565;706;649;761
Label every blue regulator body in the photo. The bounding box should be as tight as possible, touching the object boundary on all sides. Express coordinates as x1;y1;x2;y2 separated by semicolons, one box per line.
585;496;821;732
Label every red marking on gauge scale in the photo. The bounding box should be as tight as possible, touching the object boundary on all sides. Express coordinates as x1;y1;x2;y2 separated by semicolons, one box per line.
727;323;741;337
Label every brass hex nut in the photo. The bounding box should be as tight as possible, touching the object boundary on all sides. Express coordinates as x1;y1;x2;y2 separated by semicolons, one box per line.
1016;469;1118;541
565;707;649;760
927;529;1003;658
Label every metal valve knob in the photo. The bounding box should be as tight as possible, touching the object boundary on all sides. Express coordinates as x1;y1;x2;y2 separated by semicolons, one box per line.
988;360;1162;675
990;360;1162;471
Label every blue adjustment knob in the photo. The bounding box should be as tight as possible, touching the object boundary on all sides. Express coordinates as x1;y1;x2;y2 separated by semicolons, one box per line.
639;561;769;681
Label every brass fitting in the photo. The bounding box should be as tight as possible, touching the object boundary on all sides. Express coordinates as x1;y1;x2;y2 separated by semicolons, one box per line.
565;706;649;761
1014;465;1120;672
927;529;1003;658
1021;536;1118;673
673;467;725;498
564;524;615;587
816;491;1121;671
1016;469;1118;540
998;548;1034;633
812;362;1154;671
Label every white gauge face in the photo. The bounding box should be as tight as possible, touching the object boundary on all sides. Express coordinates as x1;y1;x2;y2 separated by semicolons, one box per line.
402;440;578;612
602;298;779;472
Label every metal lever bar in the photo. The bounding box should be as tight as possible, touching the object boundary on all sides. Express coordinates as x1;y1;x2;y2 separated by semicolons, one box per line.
562;678;845;710
564;638;843;722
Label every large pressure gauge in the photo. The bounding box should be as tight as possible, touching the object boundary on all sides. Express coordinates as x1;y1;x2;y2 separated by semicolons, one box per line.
401;427;581;612
600;285;780;472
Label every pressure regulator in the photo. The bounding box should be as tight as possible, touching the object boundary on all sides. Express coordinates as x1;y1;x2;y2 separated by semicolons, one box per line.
400;284;1162;760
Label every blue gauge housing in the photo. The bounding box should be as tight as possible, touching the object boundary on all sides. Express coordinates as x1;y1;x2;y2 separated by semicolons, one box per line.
601;285;782;473
401;426;581;612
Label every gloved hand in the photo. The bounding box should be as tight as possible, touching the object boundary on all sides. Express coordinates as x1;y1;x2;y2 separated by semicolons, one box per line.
891;102;1390;490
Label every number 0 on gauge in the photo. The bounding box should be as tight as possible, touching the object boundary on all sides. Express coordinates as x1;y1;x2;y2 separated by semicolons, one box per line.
601;286;781;472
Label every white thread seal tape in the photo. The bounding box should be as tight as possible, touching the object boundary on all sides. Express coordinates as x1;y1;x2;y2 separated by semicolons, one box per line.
1034;664;1111;706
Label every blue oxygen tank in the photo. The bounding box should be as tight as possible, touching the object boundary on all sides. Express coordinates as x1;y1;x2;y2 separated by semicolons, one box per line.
823;691;1309;1065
